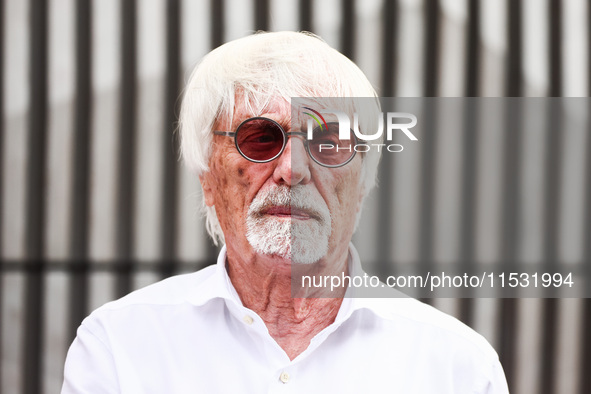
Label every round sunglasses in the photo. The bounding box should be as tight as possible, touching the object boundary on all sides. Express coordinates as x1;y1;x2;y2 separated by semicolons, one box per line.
213;117;357;168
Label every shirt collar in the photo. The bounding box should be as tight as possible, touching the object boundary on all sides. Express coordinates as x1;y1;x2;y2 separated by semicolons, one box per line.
185;245;240;307
337;243;405;323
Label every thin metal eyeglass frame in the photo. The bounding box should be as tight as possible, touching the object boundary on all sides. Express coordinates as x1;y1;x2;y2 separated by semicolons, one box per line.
213;116;357;168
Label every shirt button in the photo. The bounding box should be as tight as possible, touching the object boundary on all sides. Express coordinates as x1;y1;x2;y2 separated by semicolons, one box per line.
243;315;254;325
279;371;290;384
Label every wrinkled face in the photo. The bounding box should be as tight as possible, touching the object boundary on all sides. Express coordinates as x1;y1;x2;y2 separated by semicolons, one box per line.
200;97;365;267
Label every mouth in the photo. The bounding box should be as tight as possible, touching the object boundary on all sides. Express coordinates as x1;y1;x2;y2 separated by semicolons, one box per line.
263;206;316;220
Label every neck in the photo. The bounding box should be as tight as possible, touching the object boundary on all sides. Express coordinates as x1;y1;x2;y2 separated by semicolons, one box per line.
225;246;348;360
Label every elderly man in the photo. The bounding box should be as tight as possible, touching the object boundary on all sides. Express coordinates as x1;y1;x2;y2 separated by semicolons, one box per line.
63;31;508;393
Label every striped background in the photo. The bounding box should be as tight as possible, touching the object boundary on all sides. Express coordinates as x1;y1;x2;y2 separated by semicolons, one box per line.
1;0;590;393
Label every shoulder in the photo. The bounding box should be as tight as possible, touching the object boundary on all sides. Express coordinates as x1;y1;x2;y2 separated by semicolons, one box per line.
346;297;508;393
85;264;218;321
356;297;499;360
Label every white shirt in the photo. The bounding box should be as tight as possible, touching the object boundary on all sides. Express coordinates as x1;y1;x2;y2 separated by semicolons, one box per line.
62;245;509;393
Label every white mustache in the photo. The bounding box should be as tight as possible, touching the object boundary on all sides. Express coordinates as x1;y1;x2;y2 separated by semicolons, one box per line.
248;185;330;224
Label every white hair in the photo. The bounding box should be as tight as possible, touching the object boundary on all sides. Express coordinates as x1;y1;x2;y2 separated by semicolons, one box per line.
179;31;381;245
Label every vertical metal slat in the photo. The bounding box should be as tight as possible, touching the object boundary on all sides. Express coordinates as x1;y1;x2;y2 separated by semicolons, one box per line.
254;0;269;31
423;0;440;97
375;0;398;279
381;0;397;97
69;0;92;340
23;0;49;393
417;0;441;305
299;0;312;32
340;0;355;60
160;0;181;278
211;0;224;49
540;1;563;393
497;1;523;390
116;0;137;297
458;0;481;327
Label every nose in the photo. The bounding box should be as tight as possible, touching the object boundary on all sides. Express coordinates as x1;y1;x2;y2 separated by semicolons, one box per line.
272;136;312;186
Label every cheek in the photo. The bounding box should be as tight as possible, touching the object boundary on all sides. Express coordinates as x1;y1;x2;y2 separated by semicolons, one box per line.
331;168;363;223
208;158;255;230
334;171;360;205
209;153;249;191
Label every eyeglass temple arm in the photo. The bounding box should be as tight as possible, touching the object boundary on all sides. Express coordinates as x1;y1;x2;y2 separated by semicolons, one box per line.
215;131;307;137
286;131;307;137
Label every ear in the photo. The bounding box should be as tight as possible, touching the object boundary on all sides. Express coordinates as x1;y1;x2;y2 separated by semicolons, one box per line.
199;173;215;207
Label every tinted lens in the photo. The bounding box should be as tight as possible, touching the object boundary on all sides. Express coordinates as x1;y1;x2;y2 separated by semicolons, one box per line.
307;123;355;166
235;118;285;162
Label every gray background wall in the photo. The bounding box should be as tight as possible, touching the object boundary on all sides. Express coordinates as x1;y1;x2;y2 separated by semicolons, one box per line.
1;0;590;393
